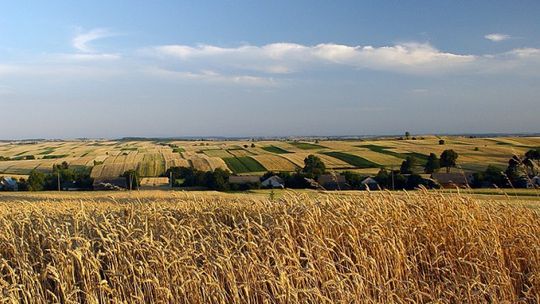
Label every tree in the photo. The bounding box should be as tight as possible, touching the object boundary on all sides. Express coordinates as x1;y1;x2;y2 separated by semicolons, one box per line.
472;165;506;188
505;156;530;188
302;155;326;178
400;156;416;174
122;170;140;190
342;171;364;189
525;148;540;165
374;169;406;190
406;174;425;190
439;139;445;145
440;150;458;173
27;170;46;191
405;132;411;140
204;168;230;191
424;153;440;174
250;143;256;148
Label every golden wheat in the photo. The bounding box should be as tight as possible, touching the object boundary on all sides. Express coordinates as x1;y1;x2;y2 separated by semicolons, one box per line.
0;190;539;303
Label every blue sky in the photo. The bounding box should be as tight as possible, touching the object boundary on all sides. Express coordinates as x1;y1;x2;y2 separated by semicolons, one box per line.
1;1;539;139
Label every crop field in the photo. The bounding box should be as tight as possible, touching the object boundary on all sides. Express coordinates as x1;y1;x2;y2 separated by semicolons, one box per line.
322;151;380;168
0;190;539;303
250;154;299;172
288;141;326;150
223;156;266;173
0;136;539;179
260;145;292;154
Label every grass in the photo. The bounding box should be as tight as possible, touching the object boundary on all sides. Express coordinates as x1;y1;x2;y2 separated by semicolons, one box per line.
261;145;292;154
223;156;266;173
37;148;56;155
288;142;326;150
172;147;185;153
322;151;380;168
0;190;539;302
42;154;68;159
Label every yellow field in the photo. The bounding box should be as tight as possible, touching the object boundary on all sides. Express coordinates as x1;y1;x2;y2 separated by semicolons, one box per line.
0;190;539;303
0;136;539;179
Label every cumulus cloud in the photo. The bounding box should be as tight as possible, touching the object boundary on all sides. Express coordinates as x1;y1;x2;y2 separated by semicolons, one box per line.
152;42;476;74
72;28;114;53
485;33;510;42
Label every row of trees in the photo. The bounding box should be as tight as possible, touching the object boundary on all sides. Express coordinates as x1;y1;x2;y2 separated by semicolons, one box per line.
22;162;93;191
399;149;459;175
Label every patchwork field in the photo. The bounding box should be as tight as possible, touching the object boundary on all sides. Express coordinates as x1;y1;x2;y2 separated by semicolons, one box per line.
0;135;539;179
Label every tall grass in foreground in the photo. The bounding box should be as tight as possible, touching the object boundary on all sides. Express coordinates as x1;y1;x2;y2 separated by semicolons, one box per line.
0;191;539;303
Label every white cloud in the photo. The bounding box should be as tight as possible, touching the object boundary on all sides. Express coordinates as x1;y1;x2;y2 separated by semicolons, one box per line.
147;67;276;86
72;28;114;53
485;33;510;42
152;42;476;74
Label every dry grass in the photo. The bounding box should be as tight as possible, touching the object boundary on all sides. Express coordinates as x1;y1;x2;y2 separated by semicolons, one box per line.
0;190;539;303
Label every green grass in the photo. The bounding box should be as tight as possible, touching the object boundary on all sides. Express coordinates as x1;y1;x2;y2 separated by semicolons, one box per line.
223;157;266;173
321;151;380;168
359;144;429;163
261;146;292;154
42;154;68;159
38;148;56;155
172;147;185;153
289;142;326;150
121;147;138;151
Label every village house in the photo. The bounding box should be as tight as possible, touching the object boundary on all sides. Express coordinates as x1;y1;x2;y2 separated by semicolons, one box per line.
533;176;540;187
261;176;284;189
360;177;379;190
431;172;473;189
317;174;351;190
0;177;18;191
229;175;260;185
93;178;128;191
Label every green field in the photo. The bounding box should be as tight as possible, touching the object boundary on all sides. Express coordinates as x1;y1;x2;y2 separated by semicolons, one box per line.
321;151;380;168
37;148;55;155
223;156;266;173
261;145;292;154
289;142;326;150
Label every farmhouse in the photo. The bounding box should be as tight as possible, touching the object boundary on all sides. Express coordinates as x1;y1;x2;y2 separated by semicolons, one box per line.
0;177;18;191
140;177;170;190
304;178;322;189
534;176;540;187
431;172;473;188
229;175;260;185
360;177;379;190
261;176;284;188
317;174;351;190
93;178;128;191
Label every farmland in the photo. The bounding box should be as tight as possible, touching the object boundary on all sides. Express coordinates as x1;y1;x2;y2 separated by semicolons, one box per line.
0;135;539;180
0;190;539;303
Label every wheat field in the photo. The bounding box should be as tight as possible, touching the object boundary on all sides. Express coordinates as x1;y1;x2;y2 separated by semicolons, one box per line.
0;190;539;303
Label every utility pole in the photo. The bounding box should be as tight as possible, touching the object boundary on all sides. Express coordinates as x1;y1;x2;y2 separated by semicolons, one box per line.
170;171;173;189
391;166;395;191
129;172;133;191
57;171;61;191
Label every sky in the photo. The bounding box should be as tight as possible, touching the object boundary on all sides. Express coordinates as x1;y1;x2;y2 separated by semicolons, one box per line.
1;0;540;139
